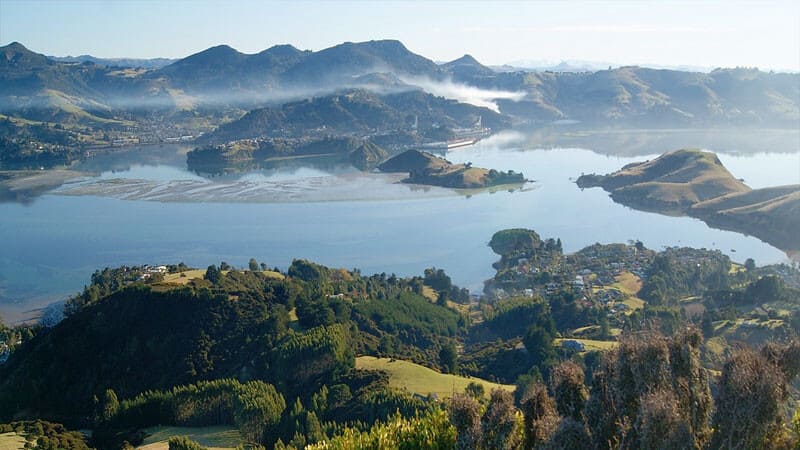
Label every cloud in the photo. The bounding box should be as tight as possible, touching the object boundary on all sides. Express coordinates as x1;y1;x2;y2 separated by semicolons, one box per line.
398;75;525;112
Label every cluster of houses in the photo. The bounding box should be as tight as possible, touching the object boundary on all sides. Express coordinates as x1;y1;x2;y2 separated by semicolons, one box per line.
138;265;169;281
488;242;657;317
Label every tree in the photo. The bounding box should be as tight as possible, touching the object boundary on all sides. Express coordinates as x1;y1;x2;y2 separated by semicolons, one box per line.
711;342;800;449
450;393;482;450
522;325;556;372
744;258;756;271
232;381;286;443
584;330;712;449
304;411;325;445
168;436;206;450
598;314;611;340
520;383;559;450
638;388;694;449
481;389;521;450
745;275;783;303
465;382;485;400
97;389;119;424
204;265;221;283
551;361;587;421
249;258;260;271
548;418;591;450
440;344;458;374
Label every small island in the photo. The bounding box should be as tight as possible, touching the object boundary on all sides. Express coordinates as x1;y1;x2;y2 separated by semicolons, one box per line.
379;149;526;189
577;149;800;252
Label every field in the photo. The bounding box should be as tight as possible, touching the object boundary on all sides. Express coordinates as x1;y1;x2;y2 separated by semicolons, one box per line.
555;338;618;352
612;272;646;312
0;432;25;450
355;356;514;399
137;426;243;450
613;271;642;295
161;269;284;286
161;270;207;285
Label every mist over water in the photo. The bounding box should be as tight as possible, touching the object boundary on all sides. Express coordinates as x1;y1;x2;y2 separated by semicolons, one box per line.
0;69;527;114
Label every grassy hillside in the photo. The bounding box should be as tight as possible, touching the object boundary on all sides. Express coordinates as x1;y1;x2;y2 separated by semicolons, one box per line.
355;356;514;399
160;269;284;286
577;149;800;251
0;432;25;450
554;338;618;352
137;426;243;450
581;149;749;209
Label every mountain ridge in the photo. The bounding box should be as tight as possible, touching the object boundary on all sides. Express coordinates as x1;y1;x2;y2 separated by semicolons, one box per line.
2;40;798;126
0;39;798;165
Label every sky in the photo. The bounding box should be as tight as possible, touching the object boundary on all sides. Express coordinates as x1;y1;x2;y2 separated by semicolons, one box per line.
1;0;799;71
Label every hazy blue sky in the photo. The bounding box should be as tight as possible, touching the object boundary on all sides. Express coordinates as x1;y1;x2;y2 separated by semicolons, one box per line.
1;0;798;70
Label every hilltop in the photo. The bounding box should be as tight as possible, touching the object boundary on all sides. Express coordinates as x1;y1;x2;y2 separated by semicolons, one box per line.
577;149;800;251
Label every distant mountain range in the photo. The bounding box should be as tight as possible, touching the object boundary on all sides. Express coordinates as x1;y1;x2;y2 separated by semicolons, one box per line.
0;39;798;162
47;54;176;69
501;59;721;74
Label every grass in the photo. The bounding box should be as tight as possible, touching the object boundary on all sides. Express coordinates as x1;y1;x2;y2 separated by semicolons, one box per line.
355;356;514;399
421;286;438;302
161;269;284;286
613;272;642;295
419;286;470;315
729;263;745;274
44;89;135;126
610;271;646;313
621;297;645;310
162;270;207;285
137;426;243;450
0;432;25;450
555;338;618;352
571;325;598;336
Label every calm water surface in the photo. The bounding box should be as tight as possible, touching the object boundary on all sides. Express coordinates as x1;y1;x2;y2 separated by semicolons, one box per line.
1;129;798;322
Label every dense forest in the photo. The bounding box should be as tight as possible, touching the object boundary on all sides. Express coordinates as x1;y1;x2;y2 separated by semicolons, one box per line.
1;229;799;449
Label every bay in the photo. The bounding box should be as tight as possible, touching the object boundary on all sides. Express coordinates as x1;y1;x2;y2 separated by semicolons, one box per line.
1;128;797;323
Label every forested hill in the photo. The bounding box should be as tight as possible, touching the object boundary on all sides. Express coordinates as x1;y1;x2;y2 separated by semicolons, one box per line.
2;233;800;448
0;260;466;422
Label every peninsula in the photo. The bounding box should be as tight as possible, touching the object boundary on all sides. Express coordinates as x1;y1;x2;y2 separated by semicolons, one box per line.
577;149;800;252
